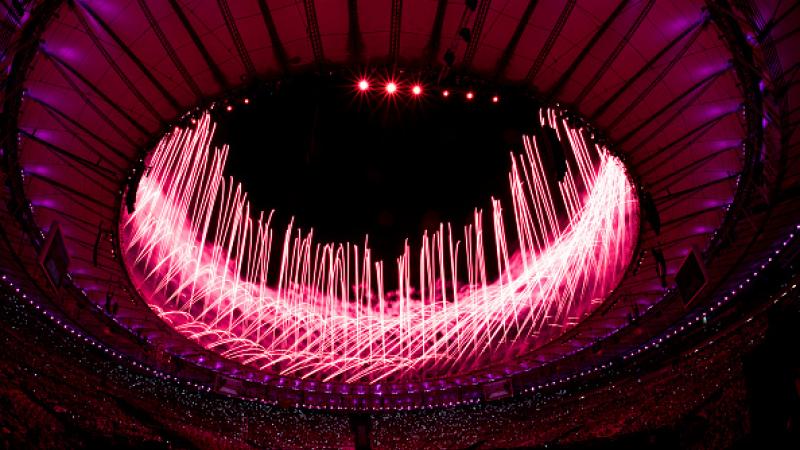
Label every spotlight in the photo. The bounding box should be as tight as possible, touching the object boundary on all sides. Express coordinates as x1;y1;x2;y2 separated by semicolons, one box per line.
492;96;499;103
358;79;369;91
386;82;397;94
466;91;474;100
225;105;233;112
412;85;422;96
243;98;250;104
442;90;450;97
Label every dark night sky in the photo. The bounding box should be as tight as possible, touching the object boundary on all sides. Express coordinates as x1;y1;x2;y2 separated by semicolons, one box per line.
211;74;538;265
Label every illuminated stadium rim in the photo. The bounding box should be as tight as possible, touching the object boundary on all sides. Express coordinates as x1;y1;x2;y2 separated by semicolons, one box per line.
115;81;642;398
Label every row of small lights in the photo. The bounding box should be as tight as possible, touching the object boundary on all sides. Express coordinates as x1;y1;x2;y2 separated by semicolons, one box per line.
356;78;500;103
217;81;500;113
0;273;215;396
217;84;500;113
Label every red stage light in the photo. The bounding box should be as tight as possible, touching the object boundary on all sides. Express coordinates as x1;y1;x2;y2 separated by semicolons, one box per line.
358;79;369;91
442;90;449;97
386;82;397;94
243;98;250;104
466;92;474;100
492;96;499;103
225;105;233;111
412;85;422;95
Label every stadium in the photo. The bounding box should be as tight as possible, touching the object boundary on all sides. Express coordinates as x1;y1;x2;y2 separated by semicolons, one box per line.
0;0;798;448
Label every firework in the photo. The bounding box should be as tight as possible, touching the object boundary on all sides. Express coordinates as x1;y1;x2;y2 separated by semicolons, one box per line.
121;108;638;384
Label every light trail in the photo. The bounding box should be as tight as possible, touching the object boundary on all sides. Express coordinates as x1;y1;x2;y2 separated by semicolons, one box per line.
121;109;639;384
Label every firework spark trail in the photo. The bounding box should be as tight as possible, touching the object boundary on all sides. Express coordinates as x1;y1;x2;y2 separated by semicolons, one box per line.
121;110;639;383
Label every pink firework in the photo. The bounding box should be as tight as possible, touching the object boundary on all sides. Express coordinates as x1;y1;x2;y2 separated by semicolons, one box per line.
121;109;639;384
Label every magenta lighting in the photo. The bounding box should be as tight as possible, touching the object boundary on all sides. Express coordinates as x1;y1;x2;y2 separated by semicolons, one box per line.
120;108;639;384
412;85;422;95
385;82;398;94
358;79;369;91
